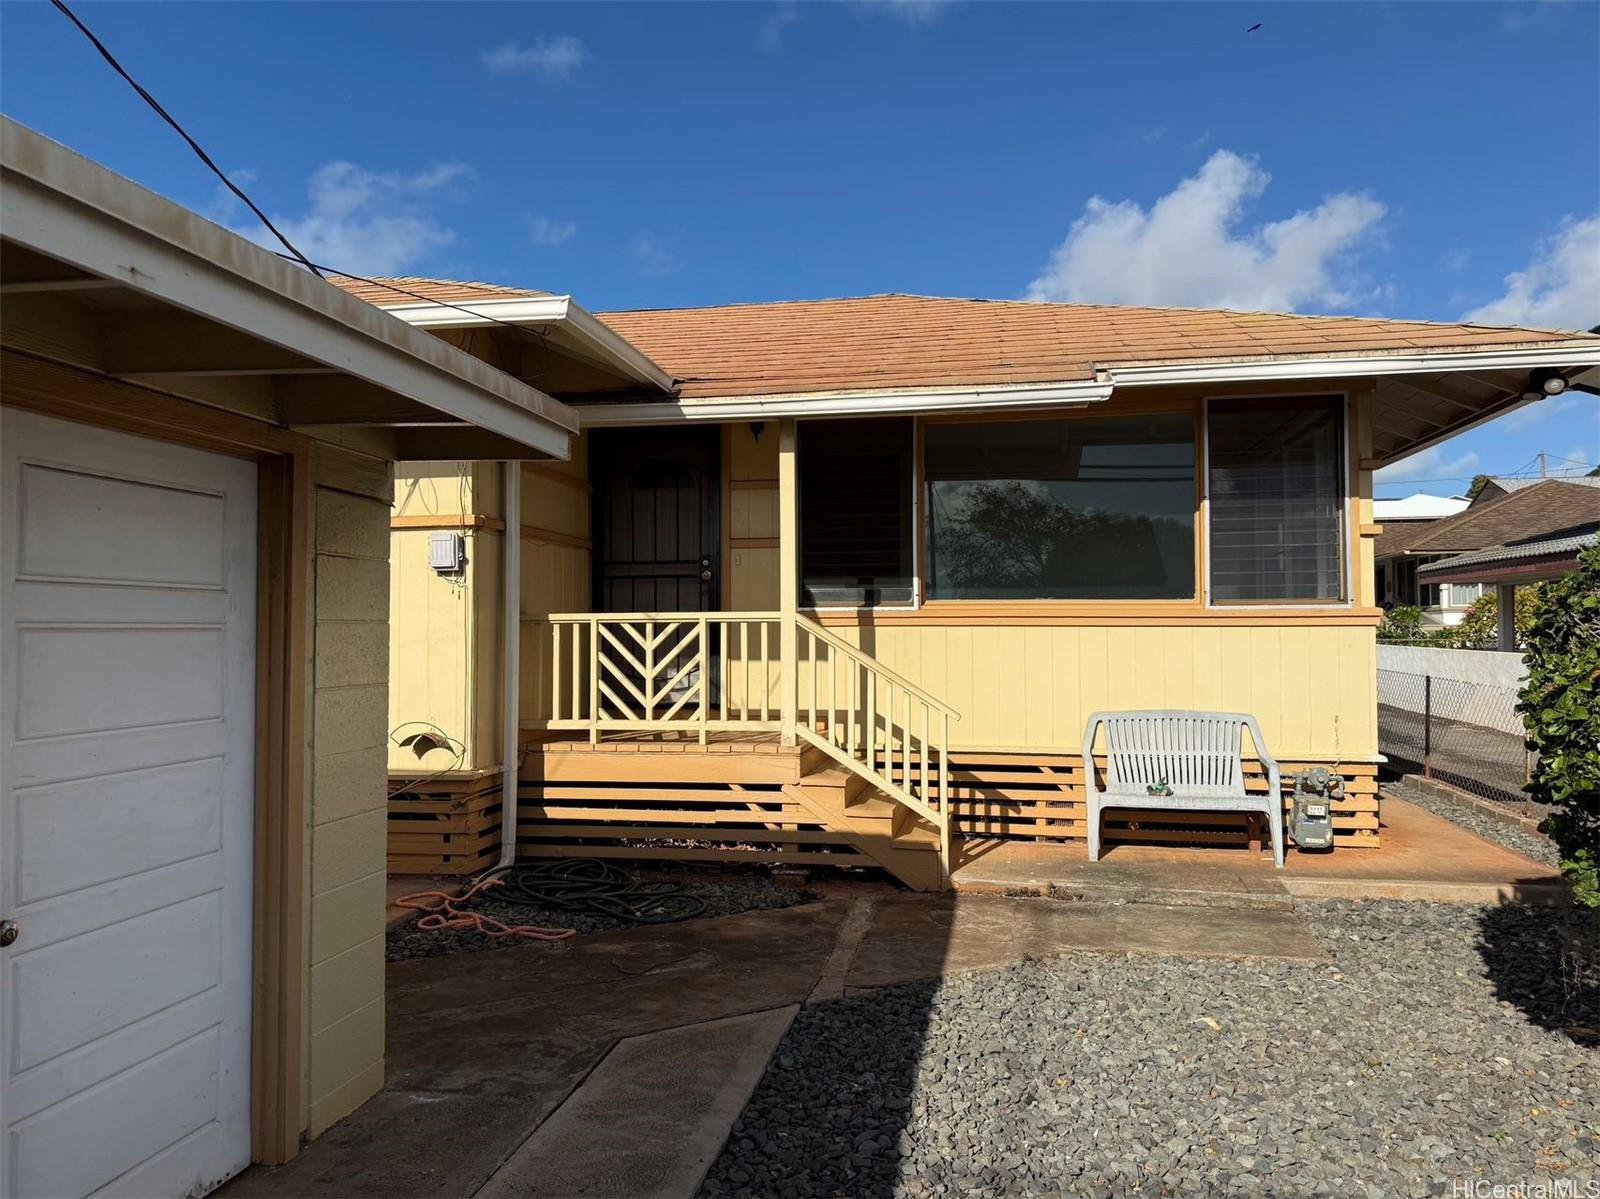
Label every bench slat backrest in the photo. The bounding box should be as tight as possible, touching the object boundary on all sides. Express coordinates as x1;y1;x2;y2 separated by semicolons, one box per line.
1095;711;1253;799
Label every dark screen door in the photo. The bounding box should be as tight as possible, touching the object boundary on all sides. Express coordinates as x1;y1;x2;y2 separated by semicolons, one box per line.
593;427;720;612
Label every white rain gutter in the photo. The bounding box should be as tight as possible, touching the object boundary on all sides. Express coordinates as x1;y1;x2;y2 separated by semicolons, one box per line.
1099;343;1600;387
497;461;522;870
379;294;677;394
574;378;1114;426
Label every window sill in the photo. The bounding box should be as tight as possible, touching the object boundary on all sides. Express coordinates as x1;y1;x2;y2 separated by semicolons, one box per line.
806;603;1383;627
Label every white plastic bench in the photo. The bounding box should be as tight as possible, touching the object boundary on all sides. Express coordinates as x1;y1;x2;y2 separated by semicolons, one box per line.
1081;710;1284;868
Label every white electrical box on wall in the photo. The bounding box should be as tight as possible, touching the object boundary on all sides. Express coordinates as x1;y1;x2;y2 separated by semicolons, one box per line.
428;531;466;574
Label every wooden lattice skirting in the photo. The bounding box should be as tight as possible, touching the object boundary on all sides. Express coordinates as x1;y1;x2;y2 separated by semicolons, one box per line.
387;772;502;875
938;753;1379;849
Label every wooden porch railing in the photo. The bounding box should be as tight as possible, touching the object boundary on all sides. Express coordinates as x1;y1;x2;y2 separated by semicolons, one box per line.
794;614;960;871
536;610;962;879
543;612;783;742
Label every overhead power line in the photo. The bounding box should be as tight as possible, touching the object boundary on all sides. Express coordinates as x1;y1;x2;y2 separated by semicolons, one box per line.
49;0;321;277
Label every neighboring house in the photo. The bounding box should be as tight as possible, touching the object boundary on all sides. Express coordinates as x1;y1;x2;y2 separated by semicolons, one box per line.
1363;477;1600;627
1473;473;1600;502
1372;492;1476;624
329;278;1600;887
1419;513;1600;650
1373;492;1469;521
1374;479;1600;626
0;120;582;1194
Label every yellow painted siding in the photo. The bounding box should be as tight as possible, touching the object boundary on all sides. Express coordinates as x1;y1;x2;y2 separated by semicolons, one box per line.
798;622;1377;760
727;422;780;610
387;528;481;770
307;477;391;1137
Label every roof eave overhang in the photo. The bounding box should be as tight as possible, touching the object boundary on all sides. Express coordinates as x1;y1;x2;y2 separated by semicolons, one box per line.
1419;551;1585;585
0;118;576;459
573;379;1114;427
379;295;677;394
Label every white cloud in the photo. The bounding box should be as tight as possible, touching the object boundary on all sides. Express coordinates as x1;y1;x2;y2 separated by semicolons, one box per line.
858;0;954;24
1503;1;1572;33
630;232;682;276
1461;214;1600;331
1024;150;1386;313
529;217;576;246
1501;393;1577;431
481;37;586;80
759;2;799;50
229;161;470;276
1375;444;1481;487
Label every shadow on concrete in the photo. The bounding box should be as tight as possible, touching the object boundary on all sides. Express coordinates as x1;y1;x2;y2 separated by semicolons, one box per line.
1476;898;1599;1047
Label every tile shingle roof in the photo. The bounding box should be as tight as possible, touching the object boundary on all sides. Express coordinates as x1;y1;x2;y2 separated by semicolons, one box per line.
327;275;548;307
1404;480;1600;555
594;293;1593;398
327;280;1597;400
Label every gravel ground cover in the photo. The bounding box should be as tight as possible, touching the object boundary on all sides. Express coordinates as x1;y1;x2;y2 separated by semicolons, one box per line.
701;899;1599;1199
1386;779;1559;867
387;872;817;961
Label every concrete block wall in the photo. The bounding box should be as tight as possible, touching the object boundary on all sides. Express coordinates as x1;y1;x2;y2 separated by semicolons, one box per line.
1377;643;1527;689
306;482;391;1136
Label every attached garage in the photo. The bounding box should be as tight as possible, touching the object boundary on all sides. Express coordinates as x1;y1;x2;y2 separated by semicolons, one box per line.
0;116;577;1197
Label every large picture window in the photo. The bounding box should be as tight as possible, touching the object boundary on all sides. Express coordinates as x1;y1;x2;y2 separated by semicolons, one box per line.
925;415;1196;600
1207;396;1345;603
800;418;915;606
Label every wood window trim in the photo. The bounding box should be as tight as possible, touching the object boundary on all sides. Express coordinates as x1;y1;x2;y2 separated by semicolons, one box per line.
919;409;1201;605
806;603;1382;628
1202;391;1352;609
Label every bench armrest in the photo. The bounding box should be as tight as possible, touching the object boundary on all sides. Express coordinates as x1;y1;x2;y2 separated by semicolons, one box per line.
1081;712;1106;804
1243;713;1281;799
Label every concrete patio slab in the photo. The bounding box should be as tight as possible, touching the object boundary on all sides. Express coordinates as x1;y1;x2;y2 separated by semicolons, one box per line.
476;1006;798;1199
844;892;1326;992
952;794;1567;905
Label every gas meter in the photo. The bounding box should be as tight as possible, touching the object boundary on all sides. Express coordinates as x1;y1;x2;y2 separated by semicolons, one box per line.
1290;767;1341;851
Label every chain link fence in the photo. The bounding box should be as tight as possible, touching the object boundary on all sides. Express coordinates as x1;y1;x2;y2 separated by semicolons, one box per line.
1376;668;1532;803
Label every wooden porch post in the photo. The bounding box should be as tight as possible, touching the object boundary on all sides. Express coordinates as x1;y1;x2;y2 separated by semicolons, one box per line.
779;418;798;746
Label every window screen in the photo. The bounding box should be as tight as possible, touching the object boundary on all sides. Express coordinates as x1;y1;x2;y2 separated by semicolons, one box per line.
1207;397;1345;603
799;418;915;606
925;416;1196;600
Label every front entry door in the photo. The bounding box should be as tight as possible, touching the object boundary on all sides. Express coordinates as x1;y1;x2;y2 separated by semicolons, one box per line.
0;410;257;1199
593;427;720;613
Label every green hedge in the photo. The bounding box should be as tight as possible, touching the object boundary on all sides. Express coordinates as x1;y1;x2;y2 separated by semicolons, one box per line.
1517;544;1600;907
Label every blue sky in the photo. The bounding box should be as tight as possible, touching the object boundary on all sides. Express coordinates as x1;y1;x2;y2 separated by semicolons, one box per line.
2;0;1595;493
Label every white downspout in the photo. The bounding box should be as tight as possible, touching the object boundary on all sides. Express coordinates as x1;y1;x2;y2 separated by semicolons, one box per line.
497;460;522;869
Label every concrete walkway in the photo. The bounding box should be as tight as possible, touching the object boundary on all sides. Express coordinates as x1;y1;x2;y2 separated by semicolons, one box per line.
224;888;1325;1199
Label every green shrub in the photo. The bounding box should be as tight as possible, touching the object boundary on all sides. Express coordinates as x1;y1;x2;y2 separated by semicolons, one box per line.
1377;605;1427;643
1517;544;1600;907
1440;585;1544;649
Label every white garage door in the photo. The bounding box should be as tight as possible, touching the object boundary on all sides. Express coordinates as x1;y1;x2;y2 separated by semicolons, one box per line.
0;410;256;1199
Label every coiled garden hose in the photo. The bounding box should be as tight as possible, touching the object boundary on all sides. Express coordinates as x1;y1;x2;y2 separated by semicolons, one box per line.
478;858;708;924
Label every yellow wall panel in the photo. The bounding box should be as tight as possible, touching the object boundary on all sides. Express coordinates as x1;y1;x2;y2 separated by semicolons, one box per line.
801;622;1375;760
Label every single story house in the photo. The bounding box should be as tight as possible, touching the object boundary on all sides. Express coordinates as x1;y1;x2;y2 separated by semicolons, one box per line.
0;120;583;1196
1378;478;1600;633
335;277;1600;889
1419;521;1600;650
1371;492;1475;623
